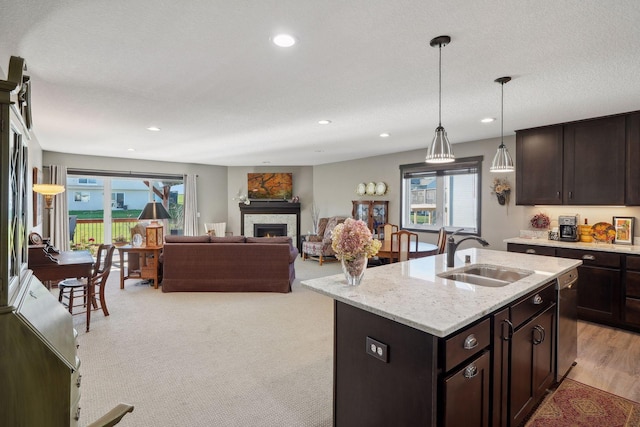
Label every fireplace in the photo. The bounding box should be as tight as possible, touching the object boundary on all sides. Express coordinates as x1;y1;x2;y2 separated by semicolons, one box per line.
239;201;301;251
254;223;287;238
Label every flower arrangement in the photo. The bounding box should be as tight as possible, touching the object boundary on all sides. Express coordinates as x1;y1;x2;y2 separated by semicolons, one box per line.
331;218;382;261
490;178;512;206
530;212;551;229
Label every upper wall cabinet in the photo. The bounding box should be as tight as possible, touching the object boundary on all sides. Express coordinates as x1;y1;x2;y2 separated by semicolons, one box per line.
563;115;626;205
516;112;634;206
516;125;564;205
626;112;640;205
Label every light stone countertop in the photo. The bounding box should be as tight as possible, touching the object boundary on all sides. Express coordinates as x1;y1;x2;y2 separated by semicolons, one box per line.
301;248;581;338
504;237;640;254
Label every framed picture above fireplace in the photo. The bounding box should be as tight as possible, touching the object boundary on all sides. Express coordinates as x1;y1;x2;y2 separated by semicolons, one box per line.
248;173;293;200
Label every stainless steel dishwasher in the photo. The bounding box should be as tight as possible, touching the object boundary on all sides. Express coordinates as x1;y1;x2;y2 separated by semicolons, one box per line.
556;268;579;381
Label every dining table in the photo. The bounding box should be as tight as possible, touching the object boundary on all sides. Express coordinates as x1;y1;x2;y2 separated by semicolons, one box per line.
376;240;438;262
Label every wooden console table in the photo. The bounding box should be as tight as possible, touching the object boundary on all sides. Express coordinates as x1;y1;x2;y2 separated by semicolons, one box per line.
116;245;162;289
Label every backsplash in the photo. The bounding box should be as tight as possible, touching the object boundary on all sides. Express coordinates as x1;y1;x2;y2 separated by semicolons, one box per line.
522;206;640;240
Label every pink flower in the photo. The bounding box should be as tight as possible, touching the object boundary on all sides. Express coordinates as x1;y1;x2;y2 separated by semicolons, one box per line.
331;218;382;261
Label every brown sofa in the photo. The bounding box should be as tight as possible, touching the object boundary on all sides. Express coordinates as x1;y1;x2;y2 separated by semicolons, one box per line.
161;235;298;293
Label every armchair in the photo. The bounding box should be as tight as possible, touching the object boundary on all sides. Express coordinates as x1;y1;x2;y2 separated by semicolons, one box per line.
302;216;347;265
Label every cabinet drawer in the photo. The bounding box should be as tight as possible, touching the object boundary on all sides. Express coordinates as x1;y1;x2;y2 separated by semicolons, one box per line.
511;283;556;329
444;318;490;372
625;298;640;326
507;243;556;257
556;248;621;268
627;271;640;297
627;255;640;271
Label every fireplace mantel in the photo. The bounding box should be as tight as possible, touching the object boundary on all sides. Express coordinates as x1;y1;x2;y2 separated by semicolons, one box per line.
239;202;301;250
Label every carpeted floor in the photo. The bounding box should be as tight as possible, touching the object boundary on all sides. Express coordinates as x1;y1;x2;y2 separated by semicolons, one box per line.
64;258;343;427
525;378;640;427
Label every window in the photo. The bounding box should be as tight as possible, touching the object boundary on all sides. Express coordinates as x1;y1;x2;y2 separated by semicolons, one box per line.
111;192;125;209
400;156;482;235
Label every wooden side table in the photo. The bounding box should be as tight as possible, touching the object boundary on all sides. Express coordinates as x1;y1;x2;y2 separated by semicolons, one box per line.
117;245;162;289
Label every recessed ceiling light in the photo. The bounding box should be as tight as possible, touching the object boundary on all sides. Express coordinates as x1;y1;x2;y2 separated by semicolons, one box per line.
318;119;331;125
127;148;135;152
481;118;495;123
262;161;271;164
147;126;161;131
272;34;296;47
380;133;390;138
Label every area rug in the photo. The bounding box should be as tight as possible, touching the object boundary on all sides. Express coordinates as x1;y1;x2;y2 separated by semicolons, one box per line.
525;378;640;426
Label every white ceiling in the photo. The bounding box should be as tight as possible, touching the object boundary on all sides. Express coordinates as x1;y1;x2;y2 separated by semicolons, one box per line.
1;1;639;166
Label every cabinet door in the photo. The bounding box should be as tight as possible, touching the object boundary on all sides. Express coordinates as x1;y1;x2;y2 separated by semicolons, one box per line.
576;266;621;323
563;116;626;205
371;201;388;233
516;126;563;205
510;305;556;427
443;351;490;427
626;112;640;205
352;201;370;225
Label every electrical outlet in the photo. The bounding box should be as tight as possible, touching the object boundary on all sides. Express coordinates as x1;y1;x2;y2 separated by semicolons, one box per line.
366;336;388;363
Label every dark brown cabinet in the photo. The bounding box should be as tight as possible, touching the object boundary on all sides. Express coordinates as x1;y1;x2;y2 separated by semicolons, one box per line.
563;116;626;205
443;351;491;427
556;248;621;325
352;200;388;232
492;282;557;427
516;125;563;205
624;255;640;326
506;243;556;257
516;112;635;206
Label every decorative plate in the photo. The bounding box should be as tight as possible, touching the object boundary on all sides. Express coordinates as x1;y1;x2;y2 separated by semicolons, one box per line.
375;182;387;196
356;183;366;196
591;222;616;243
366;182;376;195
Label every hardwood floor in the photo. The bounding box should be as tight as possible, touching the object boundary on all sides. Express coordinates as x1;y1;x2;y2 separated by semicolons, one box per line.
567;320;640;402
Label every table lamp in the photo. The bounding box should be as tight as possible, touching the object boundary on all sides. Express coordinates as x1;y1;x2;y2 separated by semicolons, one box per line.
138;202;171;248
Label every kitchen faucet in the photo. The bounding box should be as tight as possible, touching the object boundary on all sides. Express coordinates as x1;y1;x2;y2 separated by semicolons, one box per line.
447;229;490;267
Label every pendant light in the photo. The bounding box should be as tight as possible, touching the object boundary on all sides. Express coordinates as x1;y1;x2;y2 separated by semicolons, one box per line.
490;76;515;172
426;35;455;164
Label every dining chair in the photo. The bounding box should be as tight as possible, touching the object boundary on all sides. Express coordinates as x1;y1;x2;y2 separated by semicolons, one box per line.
391;230;419;262
436;227;448;254
376;223;399;241
58;244;116;332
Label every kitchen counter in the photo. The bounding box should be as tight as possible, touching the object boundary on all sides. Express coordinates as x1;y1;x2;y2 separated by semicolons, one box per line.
301;248;581;337
505;237;640;254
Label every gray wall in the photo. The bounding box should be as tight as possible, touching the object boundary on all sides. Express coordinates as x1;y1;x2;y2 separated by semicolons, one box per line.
42;152;228;235
39;135;640;249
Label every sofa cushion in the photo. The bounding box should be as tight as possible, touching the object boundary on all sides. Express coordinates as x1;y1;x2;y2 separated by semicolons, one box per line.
165;235;210;243
246;236;291;244
210;236;246;243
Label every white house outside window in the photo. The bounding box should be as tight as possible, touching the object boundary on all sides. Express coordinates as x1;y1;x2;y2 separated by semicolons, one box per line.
400;156;482;235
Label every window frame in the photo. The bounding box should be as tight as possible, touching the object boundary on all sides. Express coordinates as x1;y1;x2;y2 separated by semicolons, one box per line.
399;156;483;236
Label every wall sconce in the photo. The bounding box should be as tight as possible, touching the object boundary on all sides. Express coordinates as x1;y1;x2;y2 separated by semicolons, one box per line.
33;184;65;209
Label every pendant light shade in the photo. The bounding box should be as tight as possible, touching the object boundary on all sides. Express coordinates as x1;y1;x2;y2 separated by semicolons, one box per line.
490;76;515;173
426;35;455;164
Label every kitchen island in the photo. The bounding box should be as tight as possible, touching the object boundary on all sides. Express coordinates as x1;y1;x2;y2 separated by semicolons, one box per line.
301;248;581;427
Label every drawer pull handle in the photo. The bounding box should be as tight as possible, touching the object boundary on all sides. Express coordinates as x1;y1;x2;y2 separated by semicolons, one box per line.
525;249;537;254
76;374;82;388
463;363;478;379
75;406;81;421
533;294;543;305
463;334;478;350
582;254;596;261
501;319;514;341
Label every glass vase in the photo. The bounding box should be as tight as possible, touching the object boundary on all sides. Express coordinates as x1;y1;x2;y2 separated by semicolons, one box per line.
341;255;368;286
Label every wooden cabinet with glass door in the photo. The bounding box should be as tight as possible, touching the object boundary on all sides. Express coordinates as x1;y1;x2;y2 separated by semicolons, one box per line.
352;200;388;233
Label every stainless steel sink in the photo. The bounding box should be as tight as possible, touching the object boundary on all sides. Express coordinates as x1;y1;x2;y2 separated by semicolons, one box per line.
438;264;534;287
